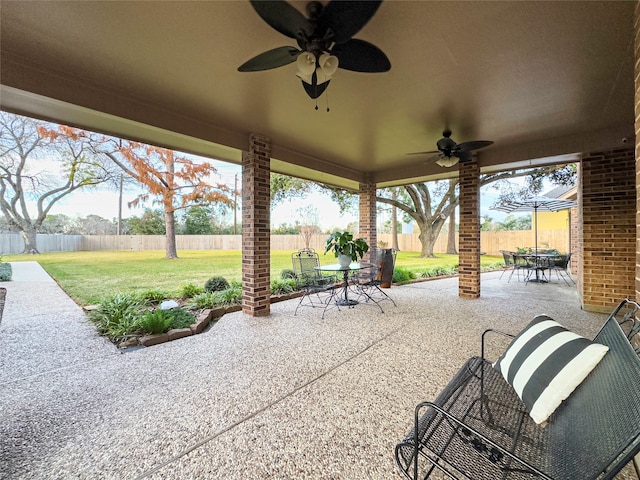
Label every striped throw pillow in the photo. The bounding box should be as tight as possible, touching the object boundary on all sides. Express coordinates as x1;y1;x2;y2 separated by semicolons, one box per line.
493;315;608;425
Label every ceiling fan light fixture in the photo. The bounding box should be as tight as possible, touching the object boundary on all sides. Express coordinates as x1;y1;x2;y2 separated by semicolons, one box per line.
435;156;459;168
296;52;316;80
318;53;339;78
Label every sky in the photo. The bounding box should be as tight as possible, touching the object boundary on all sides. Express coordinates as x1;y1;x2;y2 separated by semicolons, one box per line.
43;157;531;229
46;159;360;230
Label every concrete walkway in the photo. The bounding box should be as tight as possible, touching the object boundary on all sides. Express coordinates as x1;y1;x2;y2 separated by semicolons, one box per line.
0;262;635;479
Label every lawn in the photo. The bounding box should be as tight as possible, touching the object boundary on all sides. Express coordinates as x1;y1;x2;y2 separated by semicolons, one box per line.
4;250;503;306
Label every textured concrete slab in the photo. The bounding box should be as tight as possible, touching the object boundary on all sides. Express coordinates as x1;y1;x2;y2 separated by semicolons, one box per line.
0;265;636;479
7;261;55;283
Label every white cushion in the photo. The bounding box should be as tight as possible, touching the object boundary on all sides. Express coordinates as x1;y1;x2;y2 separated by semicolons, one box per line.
493;315;608;425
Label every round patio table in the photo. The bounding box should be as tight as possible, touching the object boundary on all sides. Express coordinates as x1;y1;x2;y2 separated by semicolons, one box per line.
315;262;373;306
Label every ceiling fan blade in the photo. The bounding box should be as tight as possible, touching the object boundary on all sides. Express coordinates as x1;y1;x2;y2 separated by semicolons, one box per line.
456;140;494;152
302;79;330;99
456;151;473;162
406;150;440;156
332;39;391;72
249;0;312;40
238;46;301;71
318;1;382;44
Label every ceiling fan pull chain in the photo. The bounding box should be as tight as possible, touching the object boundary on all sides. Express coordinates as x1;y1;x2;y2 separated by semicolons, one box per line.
325;90;330;112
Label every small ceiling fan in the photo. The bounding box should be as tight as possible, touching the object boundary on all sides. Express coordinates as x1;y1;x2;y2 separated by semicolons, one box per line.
238;0;391;107
407;130;494;168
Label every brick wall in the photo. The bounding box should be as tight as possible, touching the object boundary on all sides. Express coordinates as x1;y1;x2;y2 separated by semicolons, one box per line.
635;0;640;302
580;147;636;312
359;177;377;264
458;158;481;298
241;133;271;317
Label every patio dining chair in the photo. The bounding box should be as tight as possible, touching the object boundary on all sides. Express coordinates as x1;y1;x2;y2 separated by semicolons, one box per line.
291;249;338;318
508;252;533;283
352;249;396;309
499;250;514;280
548;253;575;285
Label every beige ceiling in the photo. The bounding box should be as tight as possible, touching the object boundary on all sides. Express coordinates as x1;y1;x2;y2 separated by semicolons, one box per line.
0;1;634;190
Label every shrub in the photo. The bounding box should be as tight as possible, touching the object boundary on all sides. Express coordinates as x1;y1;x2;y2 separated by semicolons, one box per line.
0;263;12;282
179;283;203;299
392;267;416;284
139;309;172;334
137;288;171;304
165;308;196;329
189;292;218;309
204;276;229;293
214;285;242;306
89;293;145;342
419;266;457;278
271;278;296;295
280;269;296;280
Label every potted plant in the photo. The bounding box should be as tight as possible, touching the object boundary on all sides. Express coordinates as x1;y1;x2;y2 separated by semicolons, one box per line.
324;231;369;267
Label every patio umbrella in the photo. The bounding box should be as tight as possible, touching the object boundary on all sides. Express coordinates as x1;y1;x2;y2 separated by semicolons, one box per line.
491;196;577;254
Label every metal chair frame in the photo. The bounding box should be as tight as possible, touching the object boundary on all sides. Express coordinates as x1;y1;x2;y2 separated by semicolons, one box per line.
291;249;338;319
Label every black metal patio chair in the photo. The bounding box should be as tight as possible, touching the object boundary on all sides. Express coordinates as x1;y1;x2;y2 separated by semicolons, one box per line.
291;249;338;318
547;253;575;285
351;249;397;311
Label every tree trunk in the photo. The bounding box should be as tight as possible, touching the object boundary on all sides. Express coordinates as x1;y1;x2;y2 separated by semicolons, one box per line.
164;209;178;259
391;190;400;251
20;228;39;254
446;209;457;254
418;228;438;258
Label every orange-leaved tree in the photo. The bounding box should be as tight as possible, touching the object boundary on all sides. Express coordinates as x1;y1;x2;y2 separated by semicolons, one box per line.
47;126;236;258
100;140;235;259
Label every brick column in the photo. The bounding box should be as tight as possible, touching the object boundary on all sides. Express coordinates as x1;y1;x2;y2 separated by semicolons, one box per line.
635;0;640;302
458;158;481;298
359;176;377;264
580;148;635;312
242;133;271;317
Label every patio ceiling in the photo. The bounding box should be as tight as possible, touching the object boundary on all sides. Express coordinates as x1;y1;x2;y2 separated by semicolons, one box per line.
0;1;634;190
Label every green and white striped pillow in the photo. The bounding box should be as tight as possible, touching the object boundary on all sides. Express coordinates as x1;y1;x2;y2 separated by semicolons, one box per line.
493;315;609;425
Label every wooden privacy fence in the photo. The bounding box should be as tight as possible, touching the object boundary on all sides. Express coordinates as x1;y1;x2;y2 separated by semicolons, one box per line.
1;230;570;256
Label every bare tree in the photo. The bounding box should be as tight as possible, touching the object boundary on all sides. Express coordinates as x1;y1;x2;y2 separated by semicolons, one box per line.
0;112;116;253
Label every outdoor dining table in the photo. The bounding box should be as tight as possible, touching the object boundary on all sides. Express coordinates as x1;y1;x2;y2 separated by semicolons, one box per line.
517;253;555;283
315;262;374;306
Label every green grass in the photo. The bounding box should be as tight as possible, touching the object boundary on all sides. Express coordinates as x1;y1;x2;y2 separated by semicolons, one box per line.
4;250;502;306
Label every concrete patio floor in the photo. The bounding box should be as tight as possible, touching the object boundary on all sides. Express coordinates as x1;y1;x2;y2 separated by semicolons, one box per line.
0;262;637;479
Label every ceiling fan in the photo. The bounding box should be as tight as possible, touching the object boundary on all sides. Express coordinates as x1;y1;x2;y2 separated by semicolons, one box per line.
238;0;391;107
407;130;494;168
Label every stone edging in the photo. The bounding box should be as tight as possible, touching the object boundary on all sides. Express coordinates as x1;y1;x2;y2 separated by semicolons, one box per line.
134;292;303;348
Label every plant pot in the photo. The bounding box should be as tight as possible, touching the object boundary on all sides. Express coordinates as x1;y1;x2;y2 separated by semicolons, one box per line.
338;254;352;267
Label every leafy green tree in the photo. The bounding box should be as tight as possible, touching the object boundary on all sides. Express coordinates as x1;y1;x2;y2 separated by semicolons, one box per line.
498;214;532;231
0;112;117;253
271;165;576;258
183;206;214;235
129;209;165;235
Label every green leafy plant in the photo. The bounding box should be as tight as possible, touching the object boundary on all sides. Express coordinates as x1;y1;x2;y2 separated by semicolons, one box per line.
204;276;230;293
280;269;296;280
165;308;196;329
137;288;171;304
324;231;369;262
392;267;416;284
214;285;242;306
0;263;12;282
189;292;219;309
89;293;145;342
270;278;296;295
139;309;172;334
179;283;204;299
